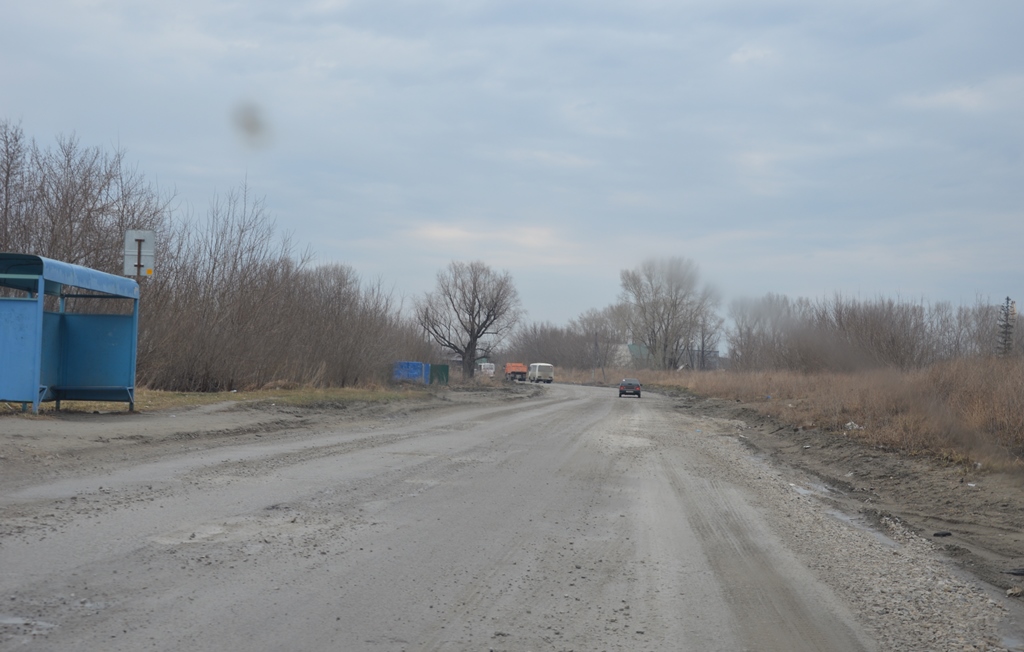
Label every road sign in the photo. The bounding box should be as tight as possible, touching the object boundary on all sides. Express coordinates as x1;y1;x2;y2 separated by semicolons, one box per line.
123;230;155;277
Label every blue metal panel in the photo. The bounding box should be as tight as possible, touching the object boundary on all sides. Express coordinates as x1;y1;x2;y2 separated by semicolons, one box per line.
392;361;430;384
40;311;62;387
393;361;420;382
0;298;39;403
61;314;135;387
0;254;139;298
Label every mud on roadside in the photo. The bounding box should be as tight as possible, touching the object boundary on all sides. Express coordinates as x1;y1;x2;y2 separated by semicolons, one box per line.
661;388;1024;595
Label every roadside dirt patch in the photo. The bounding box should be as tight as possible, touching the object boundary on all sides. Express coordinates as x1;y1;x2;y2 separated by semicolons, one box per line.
665;391;1024;594
0;384;542;492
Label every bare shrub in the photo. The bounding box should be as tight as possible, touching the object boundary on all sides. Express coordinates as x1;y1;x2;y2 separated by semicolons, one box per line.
137;185;296;390
504;322;590;368
926;357;1024;459
0;121;170;270
649;361;1024;467
2;120;433;391
728;293;1015;372
1;120;171;314
568;307;629;372
139;185;430;391
0;120;30;252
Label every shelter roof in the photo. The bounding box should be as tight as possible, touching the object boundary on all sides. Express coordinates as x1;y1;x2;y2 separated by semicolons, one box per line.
0;253;139;299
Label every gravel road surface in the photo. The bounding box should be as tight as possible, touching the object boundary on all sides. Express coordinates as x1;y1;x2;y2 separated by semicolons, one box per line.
2;384;1022;651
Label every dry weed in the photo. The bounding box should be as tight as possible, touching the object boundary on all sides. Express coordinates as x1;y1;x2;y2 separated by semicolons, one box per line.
1;385;426;416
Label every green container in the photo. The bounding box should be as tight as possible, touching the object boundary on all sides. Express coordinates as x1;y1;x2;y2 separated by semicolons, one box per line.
429;364;449;385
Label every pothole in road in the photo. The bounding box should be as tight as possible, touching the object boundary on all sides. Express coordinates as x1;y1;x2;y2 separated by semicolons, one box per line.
826;509;900;548
788;481;834;498
149;513;318;546
597;435;652;450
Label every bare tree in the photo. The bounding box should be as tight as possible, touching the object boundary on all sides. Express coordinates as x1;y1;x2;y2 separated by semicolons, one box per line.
0;119;29;252
619;257;720;370
0;121;170;270
416;260;521;378
139;182;431;391
726;291;1019;372
564;306;629;376
692;308;724;369
505;321;585;368
138;186;300;390
1;121;436;390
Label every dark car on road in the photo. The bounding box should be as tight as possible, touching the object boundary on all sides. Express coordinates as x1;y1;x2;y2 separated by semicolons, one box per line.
618;378;641;398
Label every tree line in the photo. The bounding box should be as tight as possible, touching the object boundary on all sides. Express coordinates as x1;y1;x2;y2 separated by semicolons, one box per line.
726;293;1022;372
4;119;1019;386
435;256;726;376
497;265;1020;375
1;120;432;390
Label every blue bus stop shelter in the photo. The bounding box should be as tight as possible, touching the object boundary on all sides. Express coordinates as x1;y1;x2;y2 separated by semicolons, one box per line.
0;253;140;413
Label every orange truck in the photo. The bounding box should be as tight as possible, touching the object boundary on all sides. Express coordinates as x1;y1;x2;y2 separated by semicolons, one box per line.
504;362;528;382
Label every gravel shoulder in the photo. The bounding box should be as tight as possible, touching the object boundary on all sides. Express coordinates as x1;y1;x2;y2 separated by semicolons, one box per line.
673;391;1024;595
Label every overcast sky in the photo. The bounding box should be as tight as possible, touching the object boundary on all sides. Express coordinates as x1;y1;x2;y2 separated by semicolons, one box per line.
2;0;1022;325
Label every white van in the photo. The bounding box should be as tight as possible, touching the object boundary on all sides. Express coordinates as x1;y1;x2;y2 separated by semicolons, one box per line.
476;362;495;377
527;363;554;384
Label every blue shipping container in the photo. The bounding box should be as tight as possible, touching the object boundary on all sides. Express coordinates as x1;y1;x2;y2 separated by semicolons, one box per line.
392;361;430;384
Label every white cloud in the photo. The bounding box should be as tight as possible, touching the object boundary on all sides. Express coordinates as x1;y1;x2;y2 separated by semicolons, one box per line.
503;148;598;168
401;222;591;268
407;223;556;249
607;191;660;209
899;86;990;111
898;75;1024;112
728;45;775;65
302;0;355;15
733;149;794;195
557;100;630;138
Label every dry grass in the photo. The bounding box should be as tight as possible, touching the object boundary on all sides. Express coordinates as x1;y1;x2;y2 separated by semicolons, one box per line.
1;384;430;416
560;360;1024;469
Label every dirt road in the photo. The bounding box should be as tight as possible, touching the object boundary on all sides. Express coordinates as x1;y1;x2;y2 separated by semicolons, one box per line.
2;384;1022;651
